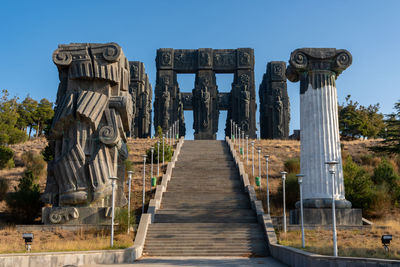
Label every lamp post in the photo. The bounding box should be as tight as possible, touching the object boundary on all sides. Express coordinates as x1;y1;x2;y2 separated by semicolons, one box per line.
325;161;339;257
242;131;245;159
235;124;238;145
162;134;165;165
296;174;305;248
142;154;147;214
257;147;261;191
230;119;233;140
265;155;270;215
281;171;287;233
251;141;255;176
238;127;241;155
109;176;118;247
246;135;249;165
127;171;133;234
232;121;235;142
157;140;160;178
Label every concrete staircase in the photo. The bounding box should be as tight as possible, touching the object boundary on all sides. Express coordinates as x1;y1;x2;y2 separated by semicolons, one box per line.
143;140;269;256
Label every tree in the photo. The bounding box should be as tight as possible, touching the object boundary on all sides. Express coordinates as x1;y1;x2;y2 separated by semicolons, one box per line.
16;95;38;138
33;98;54;137
338;95;385;139
0;90;27;145
372;100;400;154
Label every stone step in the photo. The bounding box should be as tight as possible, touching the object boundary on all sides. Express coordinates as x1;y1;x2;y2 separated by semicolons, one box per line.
142;250;268;257
148;222;263;228
162;192;249;200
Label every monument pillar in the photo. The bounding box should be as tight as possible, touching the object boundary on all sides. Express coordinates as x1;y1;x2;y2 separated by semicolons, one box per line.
286;48;354;211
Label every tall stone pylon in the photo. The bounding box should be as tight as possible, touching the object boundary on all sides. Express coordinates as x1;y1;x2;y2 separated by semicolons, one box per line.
286;48;352;209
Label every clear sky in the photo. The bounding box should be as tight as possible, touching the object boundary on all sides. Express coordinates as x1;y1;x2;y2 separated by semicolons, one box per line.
1;0;399;140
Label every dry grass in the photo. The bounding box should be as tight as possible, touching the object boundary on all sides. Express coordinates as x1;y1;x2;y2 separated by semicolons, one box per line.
0;226;133;253
278;218;400;260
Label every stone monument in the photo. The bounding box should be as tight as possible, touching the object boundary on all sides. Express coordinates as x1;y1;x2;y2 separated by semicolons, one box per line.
286;48;361;225
259;61;290;139
42;42;131;224
129;61;152;138
154;48;257;139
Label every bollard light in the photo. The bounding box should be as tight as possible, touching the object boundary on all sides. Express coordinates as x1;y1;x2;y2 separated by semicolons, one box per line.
109;176;118;247
382;235;392;254
264;155;270;215
297;174;305;248
325;160;338;257
281;171;287;233
142;154;147;214
127;170;133;233
22;233;33;252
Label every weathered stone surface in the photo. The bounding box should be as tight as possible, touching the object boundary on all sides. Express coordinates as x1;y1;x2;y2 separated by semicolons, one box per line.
259;61;290;139
154;48;256;139
42;43;132;224
129;61;152;138
286;48;352;209
289;208;362;225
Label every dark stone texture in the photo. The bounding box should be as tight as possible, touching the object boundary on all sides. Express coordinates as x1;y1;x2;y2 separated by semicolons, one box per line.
129;61;152;138
289;208;362;225
154;48;256;139
42;42;132;224
286;48;352;94
296;198;352;209
259;61;290;139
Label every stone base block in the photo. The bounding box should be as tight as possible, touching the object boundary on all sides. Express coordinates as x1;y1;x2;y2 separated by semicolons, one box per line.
289;208;362;225
42;207;115;225
194;132;216;140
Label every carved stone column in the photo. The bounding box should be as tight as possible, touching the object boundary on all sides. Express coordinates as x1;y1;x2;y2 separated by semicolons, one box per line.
286;48;352;209
259;61;290;139
193;70;218;139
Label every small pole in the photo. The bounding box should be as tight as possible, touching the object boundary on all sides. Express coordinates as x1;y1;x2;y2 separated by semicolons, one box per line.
281;171;287;233
150;147;154;182
109;176;118;247
326;161;339;257
297;174;305;248
246;135;249;165
265;155;270;215
127;171;133;234
230;119;233;140
257;147;261;192
251;141;255;176
235;124;238;146
242;131;245;159
142;154;147;214
177;120;179;138
238;127;241;154
162;134;165;165
157;140;160;178
232;122;235;143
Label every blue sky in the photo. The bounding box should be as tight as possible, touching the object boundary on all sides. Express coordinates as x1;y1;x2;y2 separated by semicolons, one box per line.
0;0;399;140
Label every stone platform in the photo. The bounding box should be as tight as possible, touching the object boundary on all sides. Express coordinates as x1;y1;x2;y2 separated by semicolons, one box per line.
42;207;114;225
289;208;362;225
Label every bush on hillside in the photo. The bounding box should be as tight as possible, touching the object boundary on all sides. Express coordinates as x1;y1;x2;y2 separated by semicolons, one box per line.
6;170;43;223
0;178;9;201
284;158;300;174
115;207;135;233
21;151;46;178
0;146;14;169
277;173;300;209
41;145;53;162
146;141;173;164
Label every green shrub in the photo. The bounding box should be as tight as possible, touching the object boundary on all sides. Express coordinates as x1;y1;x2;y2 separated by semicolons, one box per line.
0;146;14;169
124;160;134;173
21;151;46;178
41;145;53;162
115;207;135;233
277;173;300;209
284;158;300;174
371;159;399;185
343;156;375;211
7;127;27;144
146;140;173;164
0;178;9;201
6;170;43;223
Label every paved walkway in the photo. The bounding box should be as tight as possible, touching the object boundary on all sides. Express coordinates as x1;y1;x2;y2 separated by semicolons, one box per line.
81;256;287;267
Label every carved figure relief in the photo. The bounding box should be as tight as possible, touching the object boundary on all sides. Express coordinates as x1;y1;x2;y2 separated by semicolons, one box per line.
44;43;131;208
